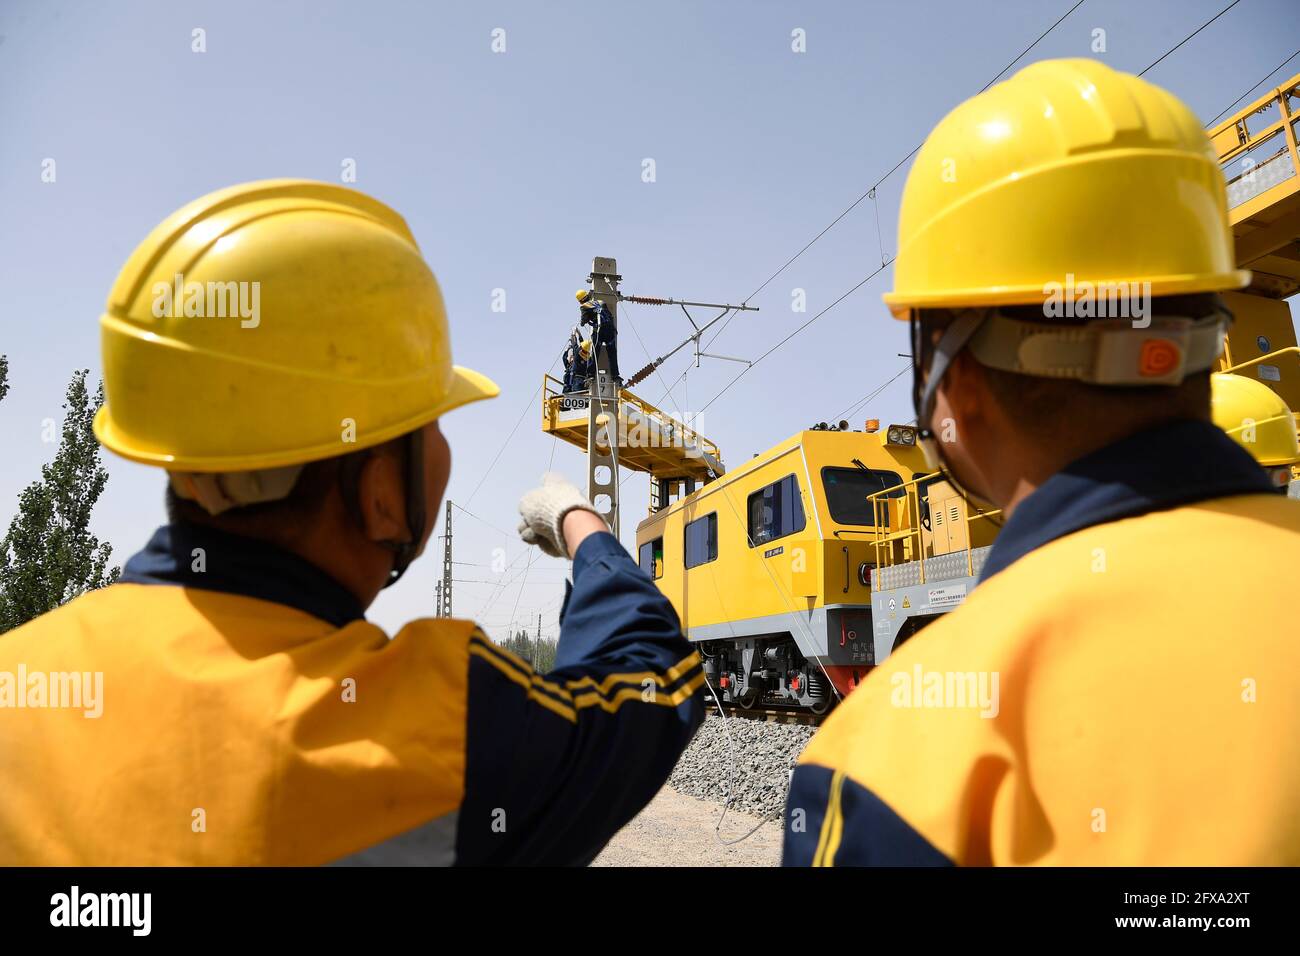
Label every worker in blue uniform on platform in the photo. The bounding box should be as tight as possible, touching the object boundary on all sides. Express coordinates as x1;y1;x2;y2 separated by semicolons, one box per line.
784;60;1300;866
576;288;621;387
561;323;584;393
0;180;704;866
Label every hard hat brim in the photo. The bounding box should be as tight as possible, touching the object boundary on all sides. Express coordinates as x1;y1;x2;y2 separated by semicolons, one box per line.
442;364;501;416
94;363;500;473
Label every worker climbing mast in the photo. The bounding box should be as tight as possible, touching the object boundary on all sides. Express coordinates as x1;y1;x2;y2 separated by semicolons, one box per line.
585;257;623;537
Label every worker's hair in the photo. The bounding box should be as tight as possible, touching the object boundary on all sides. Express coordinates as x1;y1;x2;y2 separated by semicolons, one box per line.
165;454;349;538
918;293;1222;440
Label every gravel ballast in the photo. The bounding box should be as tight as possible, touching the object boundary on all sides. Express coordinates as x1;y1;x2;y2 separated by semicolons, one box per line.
668;713;816;819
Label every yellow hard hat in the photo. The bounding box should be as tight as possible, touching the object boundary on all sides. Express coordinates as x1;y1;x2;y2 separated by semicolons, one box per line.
576;289;591;303
94;180;499;472
883;59;1250;315
1211;373;1300;467
579;339;593;358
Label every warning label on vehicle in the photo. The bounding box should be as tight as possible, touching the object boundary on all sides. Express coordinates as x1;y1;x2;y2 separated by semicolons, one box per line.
926;584;967;609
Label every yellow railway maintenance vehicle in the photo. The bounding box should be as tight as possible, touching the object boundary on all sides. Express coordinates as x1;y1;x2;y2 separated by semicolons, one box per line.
631;422;967;714
542;362;970;714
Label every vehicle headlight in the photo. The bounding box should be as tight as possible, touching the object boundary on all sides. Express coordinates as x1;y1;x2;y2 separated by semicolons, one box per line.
886;425;916;446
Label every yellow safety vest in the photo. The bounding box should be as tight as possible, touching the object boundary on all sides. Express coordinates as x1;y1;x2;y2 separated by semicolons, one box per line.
0;526;703;865
784;420;1300;865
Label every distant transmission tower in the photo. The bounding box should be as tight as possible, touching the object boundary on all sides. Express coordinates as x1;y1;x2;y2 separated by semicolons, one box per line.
439;500;453;618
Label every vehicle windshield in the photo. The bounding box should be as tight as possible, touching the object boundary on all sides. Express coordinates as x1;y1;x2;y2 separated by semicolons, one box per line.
822;467;904;525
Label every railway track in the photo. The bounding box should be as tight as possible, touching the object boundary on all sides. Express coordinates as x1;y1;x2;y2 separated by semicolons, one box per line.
710;697;827;727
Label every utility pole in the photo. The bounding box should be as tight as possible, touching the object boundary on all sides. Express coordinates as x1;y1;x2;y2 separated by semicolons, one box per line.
435;581;442;618
536;613;541;642
440;500;453;618
586;256;621;539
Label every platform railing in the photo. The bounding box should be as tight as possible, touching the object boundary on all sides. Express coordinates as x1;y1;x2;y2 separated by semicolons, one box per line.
1209;73;1300;214
541;373;721;464
863;471;1002;588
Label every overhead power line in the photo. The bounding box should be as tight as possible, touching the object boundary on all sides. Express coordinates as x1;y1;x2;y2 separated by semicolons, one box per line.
1206;47;1300;127
463;348;565;509
698;262;890;414
451;501;513;538
1138;0;1243;77
735;0;1089;312
623;0;1253;505
694;0;1253;420
694;0;1087;373
831;365;912;424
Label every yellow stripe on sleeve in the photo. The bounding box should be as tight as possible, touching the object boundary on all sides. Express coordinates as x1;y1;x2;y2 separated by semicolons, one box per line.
571;670;707;713
564;651;703;697
468;641;577;723
470;634;703;719
812;770;846;867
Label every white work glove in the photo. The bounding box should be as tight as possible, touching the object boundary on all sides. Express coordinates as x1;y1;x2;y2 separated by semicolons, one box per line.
517;473;605;558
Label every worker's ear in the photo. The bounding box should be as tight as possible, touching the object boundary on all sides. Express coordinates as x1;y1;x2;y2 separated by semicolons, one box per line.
354;425;451;552
356;445;410;544
932;351;1002;505
941;350;992;431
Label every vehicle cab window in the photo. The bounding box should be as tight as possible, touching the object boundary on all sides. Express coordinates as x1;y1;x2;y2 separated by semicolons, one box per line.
747;474;806;546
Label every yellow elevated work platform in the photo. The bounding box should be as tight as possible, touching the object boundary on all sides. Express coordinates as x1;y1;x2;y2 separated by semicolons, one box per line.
1211;73;1300;299
1209;74;1300;411
541;374;724;482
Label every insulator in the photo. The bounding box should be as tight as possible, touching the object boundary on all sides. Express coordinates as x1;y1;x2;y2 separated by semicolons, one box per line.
626;363;655;387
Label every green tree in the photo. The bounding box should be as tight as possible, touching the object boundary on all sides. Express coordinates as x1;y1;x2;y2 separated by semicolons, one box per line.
531;636;558;674
0;369;119;632
499;628;559;673
0;355;9;404
501;629;531;661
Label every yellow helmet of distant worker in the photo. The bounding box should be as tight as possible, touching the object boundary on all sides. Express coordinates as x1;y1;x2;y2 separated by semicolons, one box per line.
93;179;499;474
1211;373;1300;473
576;288;596;308
883;58;1249;314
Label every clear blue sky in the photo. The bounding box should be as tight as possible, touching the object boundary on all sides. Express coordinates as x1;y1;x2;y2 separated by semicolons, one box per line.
2;0;1296;639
